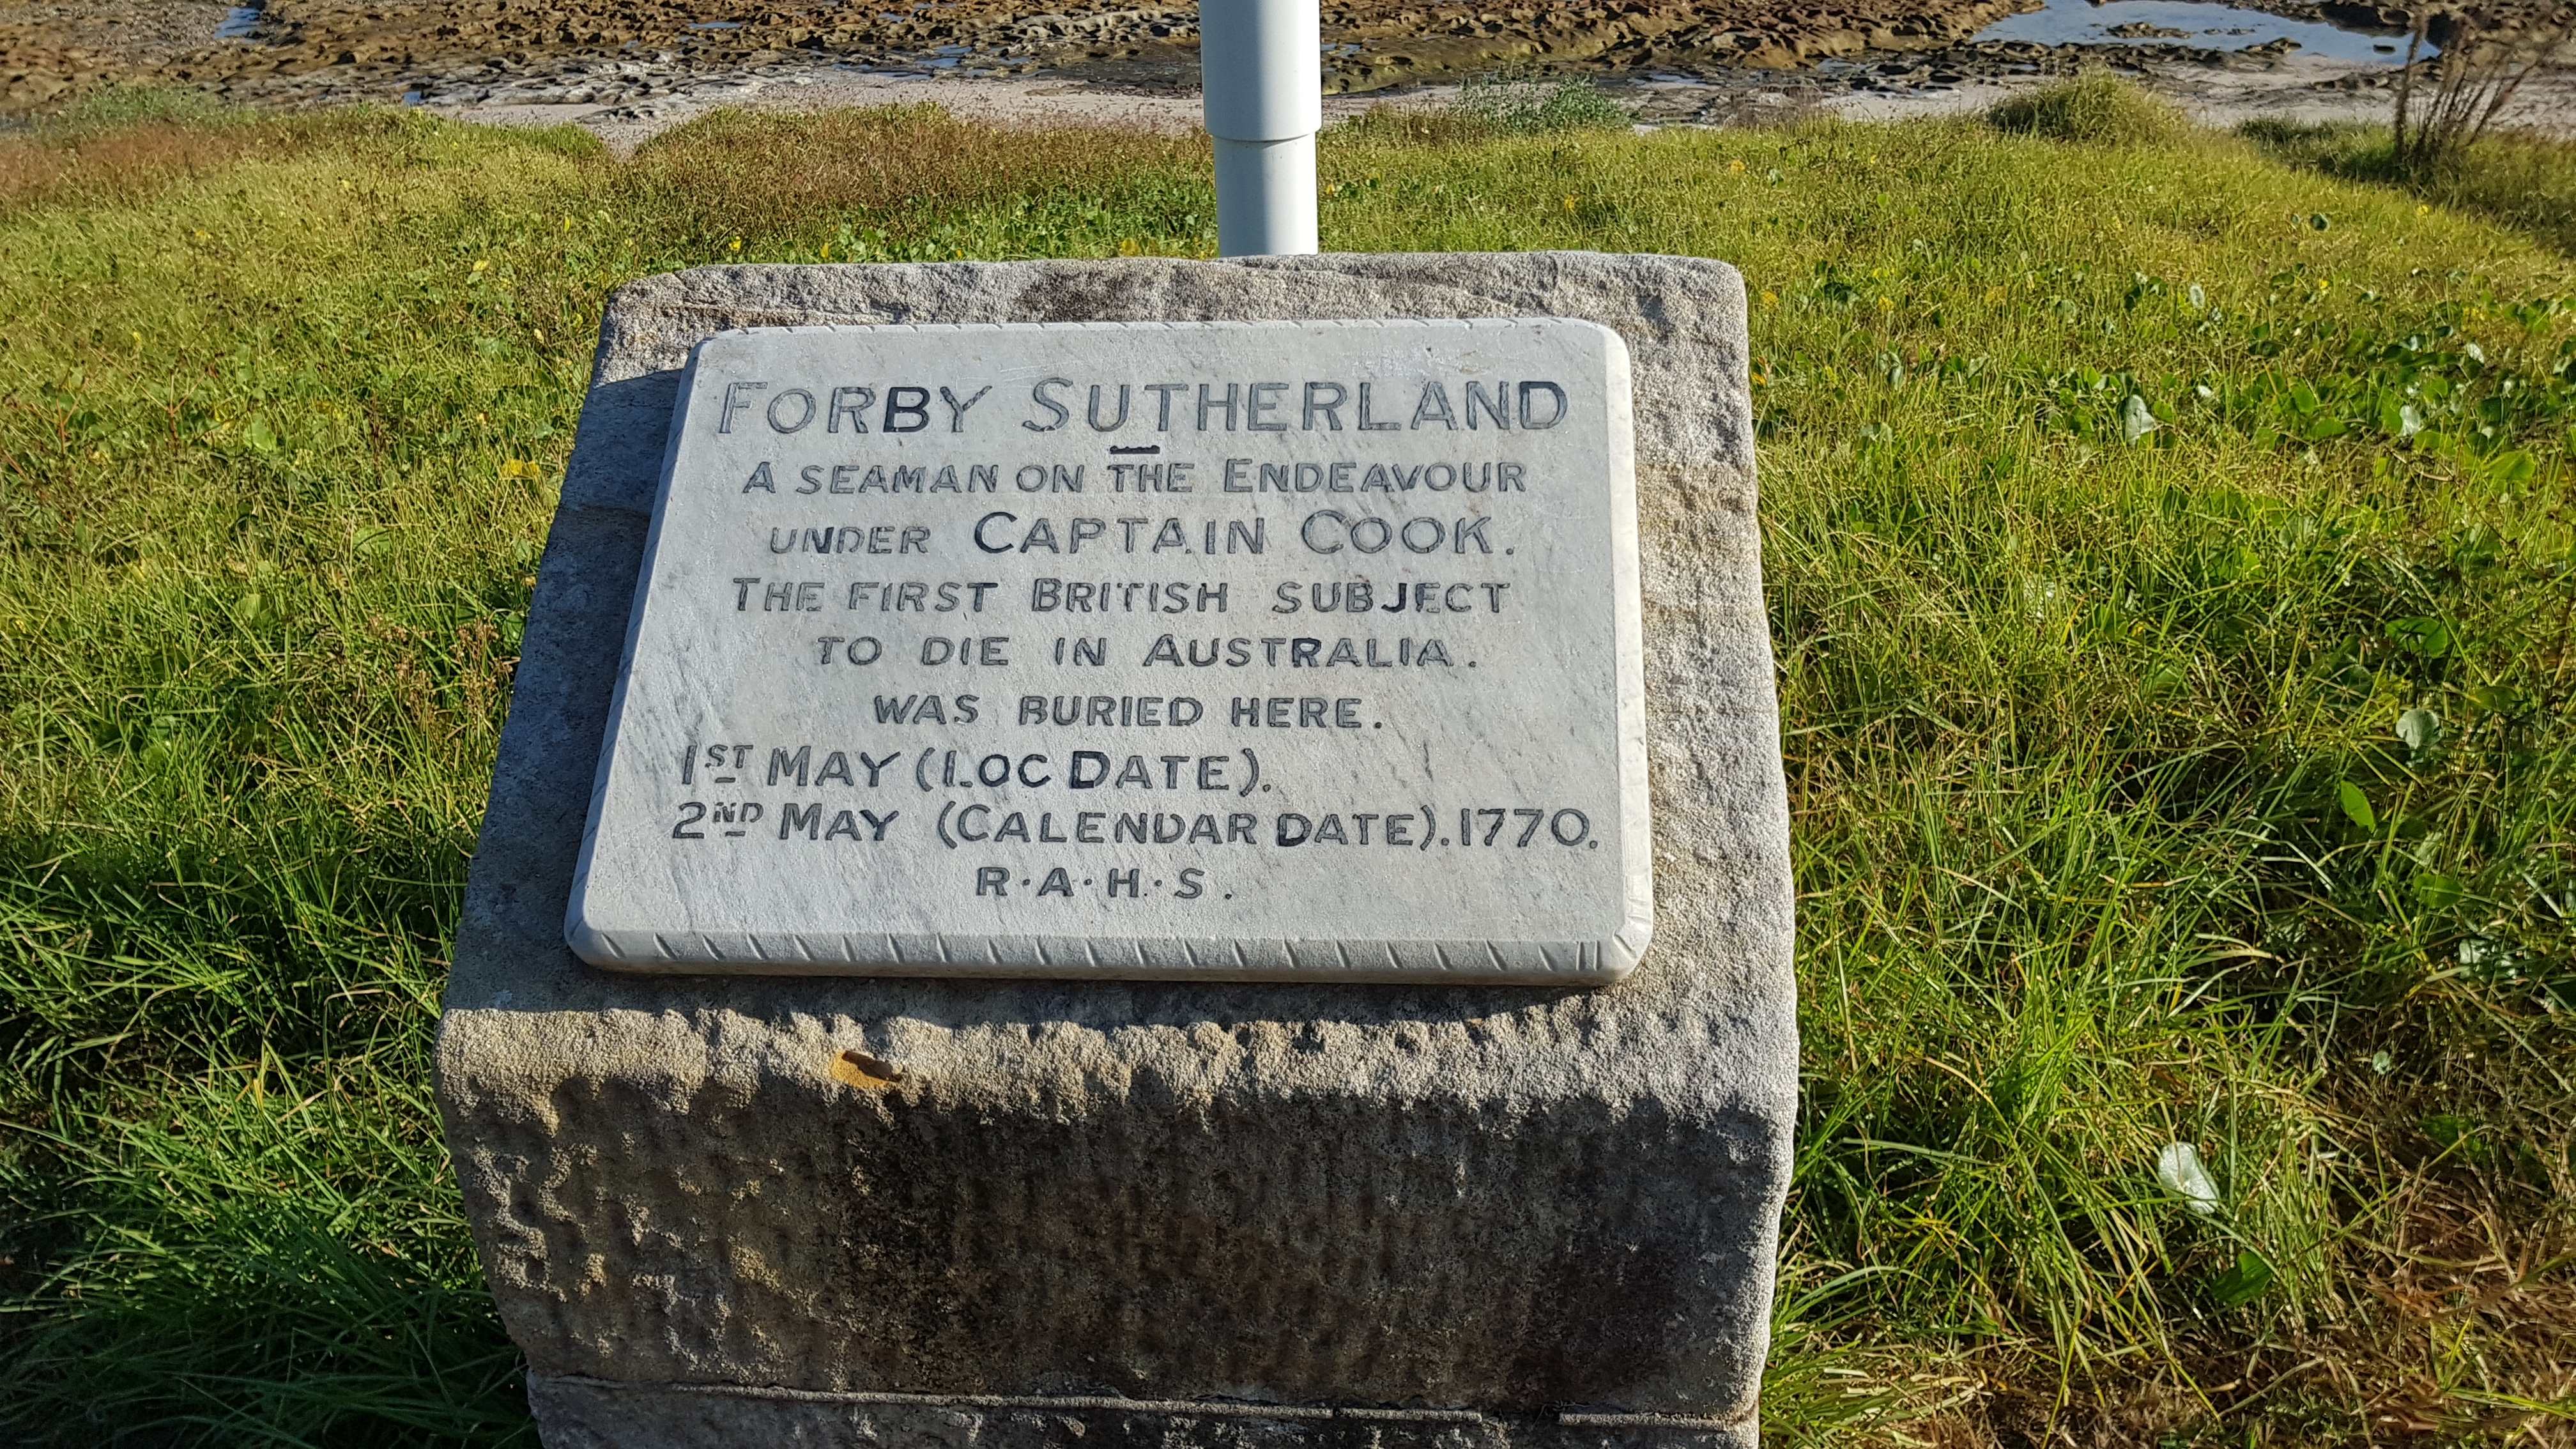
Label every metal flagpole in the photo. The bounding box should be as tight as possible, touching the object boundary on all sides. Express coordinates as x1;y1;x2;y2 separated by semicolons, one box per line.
1199;0;1321;256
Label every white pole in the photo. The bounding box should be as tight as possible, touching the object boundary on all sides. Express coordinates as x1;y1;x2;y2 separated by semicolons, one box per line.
1200;0;1321;256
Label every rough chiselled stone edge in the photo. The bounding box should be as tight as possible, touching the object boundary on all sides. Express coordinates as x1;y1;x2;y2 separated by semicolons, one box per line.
689;316;1612;341
528;1374;1758;1449
561;927;1634;981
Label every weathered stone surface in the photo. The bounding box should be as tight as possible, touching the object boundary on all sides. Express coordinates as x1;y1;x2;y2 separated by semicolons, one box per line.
528;1376;1767;1449
572;316;1652;982
437;252;1793;1449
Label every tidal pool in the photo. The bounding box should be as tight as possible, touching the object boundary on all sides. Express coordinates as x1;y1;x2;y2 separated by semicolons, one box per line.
1974;0;2424;63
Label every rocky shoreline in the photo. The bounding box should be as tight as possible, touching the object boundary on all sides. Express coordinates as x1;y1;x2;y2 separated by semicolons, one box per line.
0;0;2427;112
1;0;2055;113
1;0;2566;135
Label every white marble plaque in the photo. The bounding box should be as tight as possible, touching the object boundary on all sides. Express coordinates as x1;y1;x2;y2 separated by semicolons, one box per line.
566;318;1650;981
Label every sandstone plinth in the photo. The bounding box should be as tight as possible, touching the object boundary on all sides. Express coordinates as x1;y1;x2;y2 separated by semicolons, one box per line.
436;252;1795;1449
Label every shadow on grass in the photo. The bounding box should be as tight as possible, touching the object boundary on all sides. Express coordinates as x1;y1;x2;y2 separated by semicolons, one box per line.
2245;117;2576;258
1;1225;528;1446
0;836;532;1446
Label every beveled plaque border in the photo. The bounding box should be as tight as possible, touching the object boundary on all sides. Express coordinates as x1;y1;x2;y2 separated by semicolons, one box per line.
564;318;1652;984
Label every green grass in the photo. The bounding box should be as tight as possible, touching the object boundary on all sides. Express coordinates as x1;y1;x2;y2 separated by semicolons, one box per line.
1;84;2570;1445
1988;71;2189;148
1449;71;1630;136
2250;114;2576;262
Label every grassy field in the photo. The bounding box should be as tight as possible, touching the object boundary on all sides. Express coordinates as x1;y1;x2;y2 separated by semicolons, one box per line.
0;82;2570;1445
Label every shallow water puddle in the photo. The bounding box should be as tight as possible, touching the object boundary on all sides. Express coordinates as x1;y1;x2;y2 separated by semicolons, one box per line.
215;4;261;40
1973;0;2423;63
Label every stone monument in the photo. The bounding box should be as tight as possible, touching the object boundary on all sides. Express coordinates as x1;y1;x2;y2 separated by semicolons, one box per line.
436;251;1796;1449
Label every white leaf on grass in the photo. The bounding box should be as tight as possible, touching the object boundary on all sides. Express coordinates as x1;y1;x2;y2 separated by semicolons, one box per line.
2156;1141;2220;1214
2121;394;2159;443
